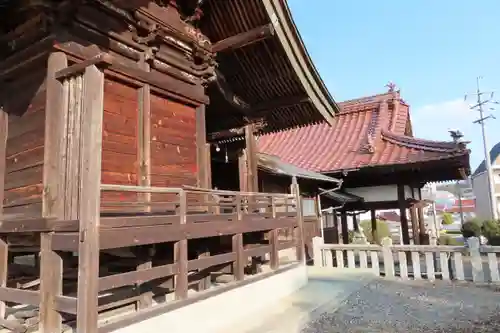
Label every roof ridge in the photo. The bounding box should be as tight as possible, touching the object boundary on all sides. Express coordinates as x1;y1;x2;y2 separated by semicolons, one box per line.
340;91;396;105
381;130;464;152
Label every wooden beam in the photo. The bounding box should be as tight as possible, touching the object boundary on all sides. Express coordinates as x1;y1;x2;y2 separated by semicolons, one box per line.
245;124;259;193
76;65;105;333
340;211;349;244
54;53;112;81
409;205;419;245
212;24;275;53
370;209;377;243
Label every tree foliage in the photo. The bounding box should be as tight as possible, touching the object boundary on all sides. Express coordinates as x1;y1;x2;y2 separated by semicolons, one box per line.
441;212;454;225
461;219;482;238
360;220;391;245
482;220;500;245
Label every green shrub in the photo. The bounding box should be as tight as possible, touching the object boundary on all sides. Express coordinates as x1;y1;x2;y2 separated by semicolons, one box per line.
441;212;454;225
461;219;482;238
360;220;391;245
482;220;500;245
438;234;462;245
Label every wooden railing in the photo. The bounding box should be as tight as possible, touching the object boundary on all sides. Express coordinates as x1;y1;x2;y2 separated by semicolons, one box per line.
312;237;500;283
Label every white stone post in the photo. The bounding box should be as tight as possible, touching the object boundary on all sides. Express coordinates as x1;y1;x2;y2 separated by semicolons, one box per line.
467;237;484;283
312;236;324;267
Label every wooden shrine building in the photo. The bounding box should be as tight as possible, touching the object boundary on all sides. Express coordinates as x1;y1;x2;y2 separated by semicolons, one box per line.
259;87;471;246
0;1;340;332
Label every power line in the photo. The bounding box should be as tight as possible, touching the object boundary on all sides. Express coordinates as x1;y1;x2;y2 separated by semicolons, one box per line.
465;76;499;220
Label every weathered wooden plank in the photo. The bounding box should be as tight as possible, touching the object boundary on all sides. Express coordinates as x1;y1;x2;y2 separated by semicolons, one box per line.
212;23;274;52
137;55;151;214
0;287;39;305
42;52;69;219
54;53;112;80
76;65;105;333
39;233;63;333
99;263;178;292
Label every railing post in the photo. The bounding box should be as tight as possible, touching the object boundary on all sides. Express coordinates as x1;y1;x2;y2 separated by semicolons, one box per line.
312;236;324;267
269;196;279;270
468;237;484;282
232;194;245;280
381;237;395;278
0;101;7;320
291;177;305;263
39;233;63;333
76;65;104;333
175;190;188;299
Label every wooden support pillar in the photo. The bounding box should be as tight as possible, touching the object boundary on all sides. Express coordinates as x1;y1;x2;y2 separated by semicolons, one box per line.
232;194;245;280
244;124;258;193
409;205;419;245
291;177;305;263
269;196;279;269
417;205;428;245
352;213;359;232
76;65;105;333
137;52;152;211
39;52;68;333
0;99;7;320
175;190;188;300
370;209;378;243
340;211;349;244
397;185;410;245
196;105;209;188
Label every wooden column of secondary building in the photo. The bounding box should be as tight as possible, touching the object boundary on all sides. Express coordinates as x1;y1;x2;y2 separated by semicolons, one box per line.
0;102;8;320
76;65;105;333
352;213;359;232
397;184;410;245
417;204;428;245
340;211;349;244
136;51;153;309
370;209;378;243
196;104;209;188
291;177;305;262
232;194;245;280
175;190;188;300
39;52;69;333
245;124;259;193
409;204;419;245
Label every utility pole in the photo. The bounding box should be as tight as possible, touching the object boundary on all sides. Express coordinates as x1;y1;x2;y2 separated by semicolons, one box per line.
465;76;499;220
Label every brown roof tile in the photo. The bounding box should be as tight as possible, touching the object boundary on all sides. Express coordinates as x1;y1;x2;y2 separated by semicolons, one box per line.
257;90;469;173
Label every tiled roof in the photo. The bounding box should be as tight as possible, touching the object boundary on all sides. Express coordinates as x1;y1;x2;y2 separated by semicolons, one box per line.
258;90;470;173
472;141;500;177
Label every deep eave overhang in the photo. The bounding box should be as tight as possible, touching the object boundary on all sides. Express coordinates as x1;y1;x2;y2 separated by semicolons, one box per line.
264;0;338;126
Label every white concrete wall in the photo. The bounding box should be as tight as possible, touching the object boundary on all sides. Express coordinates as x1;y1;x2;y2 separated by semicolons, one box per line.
111;265;308;333
472;171;494;220
345;185;414;202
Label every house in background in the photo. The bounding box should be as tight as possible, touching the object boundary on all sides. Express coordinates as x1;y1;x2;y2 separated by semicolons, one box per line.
471;141;500;220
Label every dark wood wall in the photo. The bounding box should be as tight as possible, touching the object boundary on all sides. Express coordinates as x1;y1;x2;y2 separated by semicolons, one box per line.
3;70;47;218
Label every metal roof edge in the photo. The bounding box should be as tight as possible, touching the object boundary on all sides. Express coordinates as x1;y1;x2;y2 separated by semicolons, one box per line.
262;0;339;126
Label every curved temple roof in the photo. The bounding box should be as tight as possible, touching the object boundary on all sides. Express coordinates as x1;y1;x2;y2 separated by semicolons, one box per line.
258;90;471;179
200;0;339;136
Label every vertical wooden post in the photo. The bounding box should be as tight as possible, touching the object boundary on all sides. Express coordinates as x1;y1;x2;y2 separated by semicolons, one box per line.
340;211;349;244
39;233;63;333
196;105;208;188
137;53;151;211
397;184;410;245
370;209;378;243
417;205;427;244
291;177;305;263
269;196;279;269
175;190;188;300
352;213;359;232
232;194;245;280
39;52;68;333
244;124;258;193
0;105;7;321
76;65;105;333
42;52;69;219
136;246;153;310
409;205;419;245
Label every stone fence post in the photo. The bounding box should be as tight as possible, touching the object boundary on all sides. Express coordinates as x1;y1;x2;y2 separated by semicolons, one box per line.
312;236;324;267
468;236;484;282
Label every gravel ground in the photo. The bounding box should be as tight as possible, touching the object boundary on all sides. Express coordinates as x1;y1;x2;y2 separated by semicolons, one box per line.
301;279;500;333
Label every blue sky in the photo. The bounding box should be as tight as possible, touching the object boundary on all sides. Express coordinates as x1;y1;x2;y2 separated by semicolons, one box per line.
288;0;500;170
